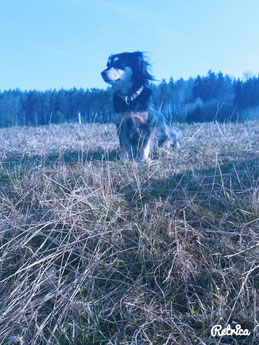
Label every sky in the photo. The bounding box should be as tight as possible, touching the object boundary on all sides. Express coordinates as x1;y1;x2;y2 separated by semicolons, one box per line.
0;0;259;91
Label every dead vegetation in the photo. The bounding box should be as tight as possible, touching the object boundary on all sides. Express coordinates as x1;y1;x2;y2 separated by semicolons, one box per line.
0;121;258;345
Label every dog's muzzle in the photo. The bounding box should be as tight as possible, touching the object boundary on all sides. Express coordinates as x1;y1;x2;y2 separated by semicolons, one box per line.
101;70;121;83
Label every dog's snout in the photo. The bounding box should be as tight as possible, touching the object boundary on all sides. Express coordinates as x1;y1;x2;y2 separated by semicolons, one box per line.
101;70;109;82
101;70;107;77
101;69;111;83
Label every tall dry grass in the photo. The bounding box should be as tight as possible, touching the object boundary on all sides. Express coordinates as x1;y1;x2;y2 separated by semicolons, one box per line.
0;121;258;345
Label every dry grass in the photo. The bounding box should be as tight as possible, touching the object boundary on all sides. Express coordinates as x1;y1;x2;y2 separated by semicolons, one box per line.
0;121;258;345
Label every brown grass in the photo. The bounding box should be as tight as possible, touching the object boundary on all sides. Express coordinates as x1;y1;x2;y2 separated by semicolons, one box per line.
0;121;258;345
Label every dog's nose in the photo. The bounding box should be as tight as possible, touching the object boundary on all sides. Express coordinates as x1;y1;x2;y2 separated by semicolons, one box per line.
101;70;106;77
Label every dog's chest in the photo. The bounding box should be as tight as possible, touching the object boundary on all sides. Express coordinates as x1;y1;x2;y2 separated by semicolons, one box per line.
115;111;149;126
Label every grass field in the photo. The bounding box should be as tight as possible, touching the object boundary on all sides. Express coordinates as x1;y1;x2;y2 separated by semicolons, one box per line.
0;121;258;345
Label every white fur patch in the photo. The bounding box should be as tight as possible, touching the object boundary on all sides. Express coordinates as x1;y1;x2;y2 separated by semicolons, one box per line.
106;67;125;81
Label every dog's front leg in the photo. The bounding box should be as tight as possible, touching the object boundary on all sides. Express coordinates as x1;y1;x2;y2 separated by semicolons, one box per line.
116;116;130;161
120;148;129;160
119;135;130;160
139;132;153;162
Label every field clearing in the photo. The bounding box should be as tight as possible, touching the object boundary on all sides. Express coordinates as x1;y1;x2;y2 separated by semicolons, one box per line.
0;121;258;345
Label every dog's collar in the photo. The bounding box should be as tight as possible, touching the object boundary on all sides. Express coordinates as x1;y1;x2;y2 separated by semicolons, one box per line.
118;85;144;105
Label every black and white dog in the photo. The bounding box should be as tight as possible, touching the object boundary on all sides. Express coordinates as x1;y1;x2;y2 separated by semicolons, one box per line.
101;51;182;161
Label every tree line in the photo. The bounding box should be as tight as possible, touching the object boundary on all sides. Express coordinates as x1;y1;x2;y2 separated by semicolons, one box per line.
0;71;259;128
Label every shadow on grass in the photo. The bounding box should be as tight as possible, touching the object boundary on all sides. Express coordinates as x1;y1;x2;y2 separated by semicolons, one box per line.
123;156;258;198
121;156;259;224
0;148;120;170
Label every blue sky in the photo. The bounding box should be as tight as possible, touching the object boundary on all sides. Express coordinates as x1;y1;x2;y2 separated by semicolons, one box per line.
1;0;259;90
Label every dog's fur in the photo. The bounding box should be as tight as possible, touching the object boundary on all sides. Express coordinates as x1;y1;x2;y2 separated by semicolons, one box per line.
101;51;183;161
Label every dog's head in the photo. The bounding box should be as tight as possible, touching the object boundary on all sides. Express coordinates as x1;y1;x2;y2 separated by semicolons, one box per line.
101;51;154;93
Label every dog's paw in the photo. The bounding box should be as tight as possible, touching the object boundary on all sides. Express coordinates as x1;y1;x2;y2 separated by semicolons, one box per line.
138;157;152;163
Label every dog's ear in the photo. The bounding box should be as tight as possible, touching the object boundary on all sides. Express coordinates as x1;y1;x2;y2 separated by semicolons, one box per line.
132;51;154;84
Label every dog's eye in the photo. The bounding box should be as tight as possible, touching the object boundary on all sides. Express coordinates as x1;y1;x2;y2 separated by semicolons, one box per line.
116;63;126;70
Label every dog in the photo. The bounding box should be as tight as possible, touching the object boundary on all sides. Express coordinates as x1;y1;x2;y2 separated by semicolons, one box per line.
101;51;183;161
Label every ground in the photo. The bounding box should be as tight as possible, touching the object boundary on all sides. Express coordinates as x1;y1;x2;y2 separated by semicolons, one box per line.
0;121;258;345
